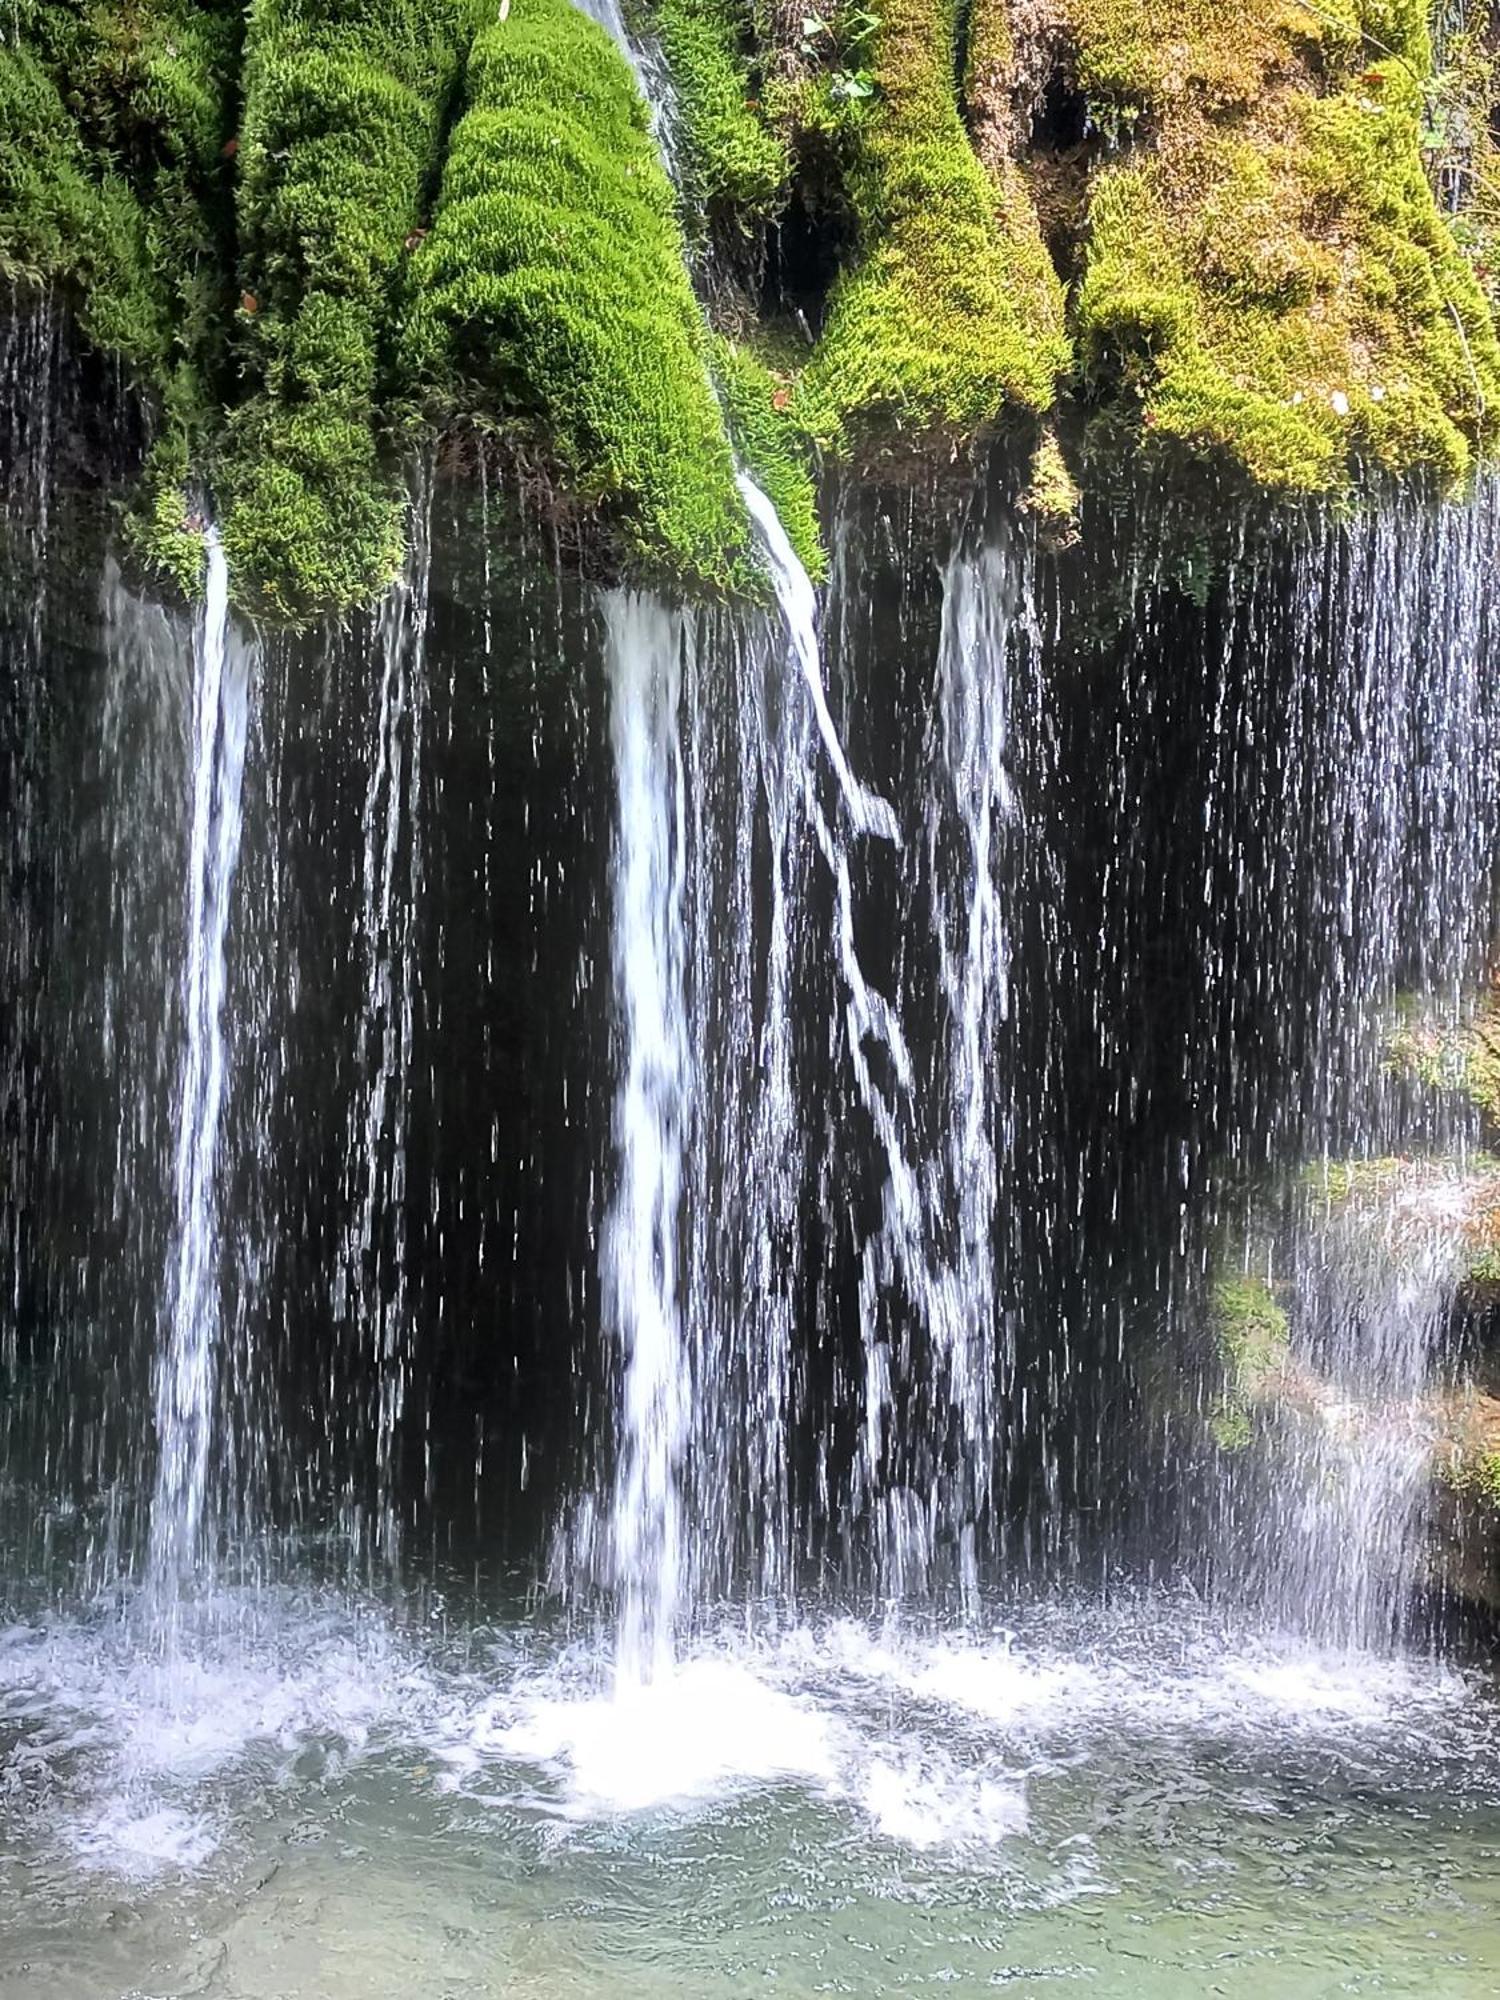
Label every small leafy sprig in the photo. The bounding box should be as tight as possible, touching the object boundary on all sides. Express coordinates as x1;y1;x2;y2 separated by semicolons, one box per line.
800;7;881;121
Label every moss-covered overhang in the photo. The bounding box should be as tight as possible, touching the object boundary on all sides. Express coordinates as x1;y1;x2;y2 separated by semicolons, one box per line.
3;0;1500;619
1069;0;1500;492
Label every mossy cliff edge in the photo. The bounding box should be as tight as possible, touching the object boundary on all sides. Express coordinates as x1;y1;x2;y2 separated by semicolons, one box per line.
3;0;1498;619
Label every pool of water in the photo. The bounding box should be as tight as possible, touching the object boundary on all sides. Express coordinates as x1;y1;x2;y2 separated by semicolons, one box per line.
2;1582;1497;1997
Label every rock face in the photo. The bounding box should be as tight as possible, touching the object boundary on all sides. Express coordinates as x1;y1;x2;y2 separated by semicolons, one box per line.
1201;983;1500;1625
2;0;1498;614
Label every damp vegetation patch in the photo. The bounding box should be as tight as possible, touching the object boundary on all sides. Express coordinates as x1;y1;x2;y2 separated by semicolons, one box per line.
217;0;480;622
1071;0;1500;494
402;0;754;597
5;0;1500;614
800;0;1068;457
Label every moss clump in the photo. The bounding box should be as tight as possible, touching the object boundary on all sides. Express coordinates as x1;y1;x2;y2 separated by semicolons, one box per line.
128;431;207;598
1019;425;1081;546
1212;1275;1290;1391
219;0;479;621
1208;1272;1289;1449
0;4;244;595
1072;2;1500;493
801;0;1067;454
710;334;825;578
1436;1412;1500;1511
0;31;165;369
654;0;789;233
404;0;749;594
1386;988;1500;1126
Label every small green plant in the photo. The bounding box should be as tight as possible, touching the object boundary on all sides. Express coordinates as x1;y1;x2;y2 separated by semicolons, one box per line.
800;5;881;125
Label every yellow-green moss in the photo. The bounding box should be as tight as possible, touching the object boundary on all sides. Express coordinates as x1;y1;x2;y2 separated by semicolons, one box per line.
1438;1439;1500;1510
403;0;750;594
218;0;479;622
1208;1272;1290;1449
1019;425;1081;544
1212;1275;1290;1390
1072;3;1500;493
801;0;1067;453
655;0;790;230
1386;991;1500;1125
710;334;825;578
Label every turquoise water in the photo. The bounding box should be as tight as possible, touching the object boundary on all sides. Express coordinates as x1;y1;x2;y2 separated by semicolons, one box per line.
3;1583;1498;1998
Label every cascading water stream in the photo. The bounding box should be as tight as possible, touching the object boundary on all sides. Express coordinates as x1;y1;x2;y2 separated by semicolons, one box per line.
601;592;691;1689
147;532;252;1603
338;484;435;1560
917;524;1035;1597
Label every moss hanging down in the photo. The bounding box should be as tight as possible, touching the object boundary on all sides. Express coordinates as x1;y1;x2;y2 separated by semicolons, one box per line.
403;0;754;595
800;0;1068;457
218;0;480;621
0;3;239;592
710;333;825;577
0;1;233;396
0;29;165;372
1071;0;1500;494
652;0;790;235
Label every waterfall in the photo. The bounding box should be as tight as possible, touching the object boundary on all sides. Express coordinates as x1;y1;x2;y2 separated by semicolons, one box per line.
918;523;1035;1596
148;533;253;1598
602;592;691;1688
338;485;434;1558
1260;1199;1459;1650
738;477;898;842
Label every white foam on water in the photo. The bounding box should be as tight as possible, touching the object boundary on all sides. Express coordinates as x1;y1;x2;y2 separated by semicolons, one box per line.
858;1750;1028;1852
480;1655;839;1816
1;1590;1485;1879
794;1613;1469;1751
68;1801;220;1878
0;1588;421;1874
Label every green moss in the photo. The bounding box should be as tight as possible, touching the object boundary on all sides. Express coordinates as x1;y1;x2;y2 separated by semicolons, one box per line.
0;18;168;379
1440;1444;1500;1510
1066;0;1336;115
801;0;1067;453
654;0;789;231
1386;994;1500;1125
1209;1403;1255;1452
710;334;825;579
1211;1275;1290;1393
219;0;479;621
403;0;749;594
1207;1272;1289;1449
1019;426;1081;544
1300;1156;1408;1204
1072;5;1500;494
128;430;206;599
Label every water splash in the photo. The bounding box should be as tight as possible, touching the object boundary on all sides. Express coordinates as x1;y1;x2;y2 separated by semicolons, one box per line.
148;533;253;1601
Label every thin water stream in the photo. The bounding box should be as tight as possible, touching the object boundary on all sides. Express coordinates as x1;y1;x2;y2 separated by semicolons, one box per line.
148;535;254;1607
